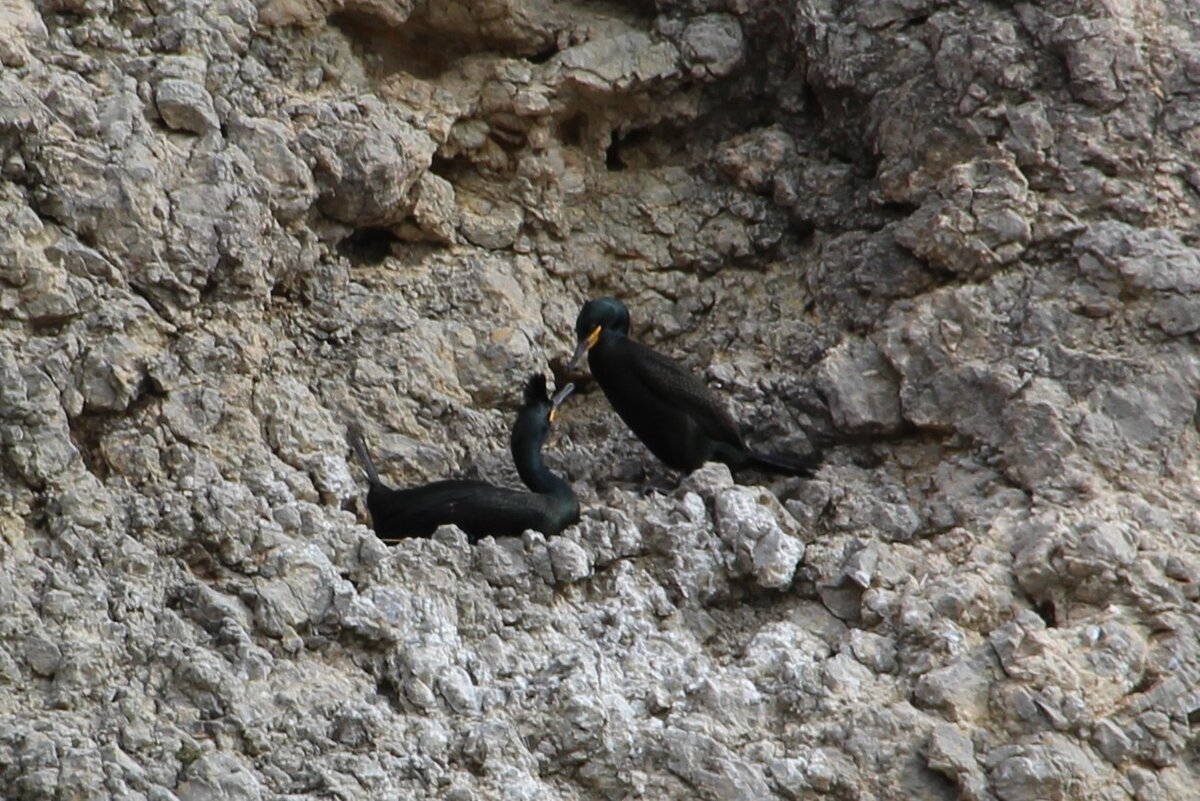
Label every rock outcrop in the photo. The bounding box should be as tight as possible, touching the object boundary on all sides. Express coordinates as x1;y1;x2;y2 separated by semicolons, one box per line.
2;1;1198;799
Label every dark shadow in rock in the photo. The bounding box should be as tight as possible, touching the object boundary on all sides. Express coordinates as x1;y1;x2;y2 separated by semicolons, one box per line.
605;121;689;171
329;11;473;80
1034;598;1058;628
329;8;556;80
338;226;400;266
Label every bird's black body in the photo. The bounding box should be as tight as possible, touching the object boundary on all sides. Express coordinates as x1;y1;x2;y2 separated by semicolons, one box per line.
568;297;819;476
349;375;579;543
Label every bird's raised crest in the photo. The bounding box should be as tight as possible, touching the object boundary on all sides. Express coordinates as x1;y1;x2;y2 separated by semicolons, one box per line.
523;373;549;405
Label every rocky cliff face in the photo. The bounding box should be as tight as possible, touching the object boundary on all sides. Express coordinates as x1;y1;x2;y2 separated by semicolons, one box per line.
2;1;1199;799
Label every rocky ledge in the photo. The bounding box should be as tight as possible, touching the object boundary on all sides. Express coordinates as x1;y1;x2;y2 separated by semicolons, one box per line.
1;1;1198;799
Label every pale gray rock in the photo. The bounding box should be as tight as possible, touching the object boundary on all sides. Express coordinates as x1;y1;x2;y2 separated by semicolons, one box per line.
1146;295;1200;336
555;32;680;91
793;746;857;795
477;536;533;589
2;1;1200;800
548;537;591;583
573;506;643;568
841;543;878;589
227;115;317;224
913;652;994;722
751;528;805;589
714;485;805;588
458;194;523;250
0;0;47;67
77;334;154;413
177;751;263;801
22;634;62;676
1091;717;1134;766
0;202;80;325
895;156;1035;278
1078;221;1200;294
829;469;921;542
846;629;896;674
680;462;735;496
56;745;105;800
662;728;772;801
986;736;1117;801
303;108;436;227
155;78;220;134
926;724;990;801
816;338;903;433
926;722;976;776
439;665;482;716
406;171;459;243
784;480;831;528
162;386;226;445
679;15;743;80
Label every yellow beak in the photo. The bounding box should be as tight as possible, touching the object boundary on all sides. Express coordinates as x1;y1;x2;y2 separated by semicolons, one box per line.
548;382;574;423
567;325;602;372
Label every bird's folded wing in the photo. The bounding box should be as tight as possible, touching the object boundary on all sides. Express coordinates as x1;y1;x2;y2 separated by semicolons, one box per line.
394;481;548;540
621;339;743;441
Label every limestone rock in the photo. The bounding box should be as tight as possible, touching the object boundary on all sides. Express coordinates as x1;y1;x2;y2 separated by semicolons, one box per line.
555;32;680;91
155;79;220;134
816;338;903;433
895;157;1035;278
679;15;744;80
714;484;805;588
302;104;437;227
1;1;1199;800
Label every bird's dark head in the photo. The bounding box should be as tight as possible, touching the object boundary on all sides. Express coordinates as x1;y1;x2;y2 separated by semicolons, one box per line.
567;297;629;371
512;373;574;453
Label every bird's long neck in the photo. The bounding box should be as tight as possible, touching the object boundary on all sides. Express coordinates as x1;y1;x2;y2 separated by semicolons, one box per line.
515;434;573;499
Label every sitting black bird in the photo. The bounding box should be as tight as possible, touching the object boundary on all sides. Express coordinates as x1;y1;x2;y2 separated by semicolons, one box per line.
567;296;819;476
348;374;579;543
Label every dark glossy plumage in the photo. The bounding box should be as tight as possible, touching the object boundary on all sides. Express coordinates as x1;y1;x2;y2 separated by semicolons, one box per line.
568;297;819;475
349;375;579;543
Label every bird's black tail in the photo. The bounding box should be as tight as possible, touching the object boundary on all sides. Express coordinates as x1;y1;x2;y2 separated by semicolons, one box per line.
346;423;380;486
745;448;823;477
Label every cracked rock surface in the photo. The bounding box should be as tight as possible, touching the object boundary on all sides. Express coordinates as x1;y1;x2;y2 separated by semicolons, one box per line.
2;1;1199;799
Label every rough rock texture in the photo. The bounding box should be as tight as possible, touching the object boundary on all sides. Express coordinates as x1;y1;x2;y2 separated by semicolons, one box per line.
2;1;1199;800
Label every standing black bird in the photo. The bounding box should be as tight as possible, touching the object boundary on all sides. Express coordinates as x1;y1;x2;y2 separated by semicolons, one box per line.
567;297;819;476
348;374;579;543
